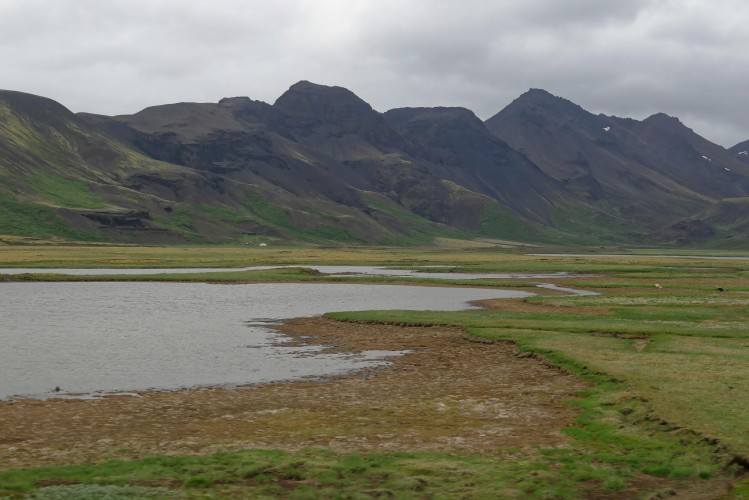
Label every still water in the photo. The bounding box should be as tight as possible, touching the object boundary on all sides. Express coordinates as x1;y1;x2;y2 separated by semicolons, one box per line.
0;264;580;279
1;282;530;400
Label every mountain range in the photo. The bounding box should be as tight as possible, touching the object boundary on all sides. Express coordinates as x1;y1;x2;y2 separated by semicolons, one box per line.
1;81;747;247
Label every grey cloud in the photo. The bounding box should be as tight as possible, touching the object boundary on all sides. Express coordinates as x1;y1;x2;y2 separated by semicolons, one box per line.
0;0;746;146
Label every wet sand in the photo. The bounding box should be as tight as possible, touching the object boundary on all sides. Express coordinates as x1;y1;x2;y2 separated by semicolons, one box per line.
0;317;587;470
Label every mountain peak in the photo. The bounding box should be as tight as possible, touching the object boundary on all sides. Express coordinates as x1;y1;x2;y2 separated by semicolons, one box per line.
384;107;490;153
484;87;596;141
384;106;482;128
640;112;693;136
509;88;587;114
644;112;681;124
285;80;335;93
218;96;253;106
272;80;394;143
522;87;556;99
274;80;372;116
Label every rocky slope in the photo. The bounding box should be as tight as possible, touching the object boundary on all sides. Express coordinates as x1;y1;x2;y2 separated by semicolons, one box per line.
78;81;572;244
486;89;749;244
1;83;747;246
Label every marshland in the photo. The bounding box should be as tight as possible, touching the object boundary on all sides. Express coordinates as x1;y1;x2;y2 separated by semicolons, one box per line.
1;244;749;498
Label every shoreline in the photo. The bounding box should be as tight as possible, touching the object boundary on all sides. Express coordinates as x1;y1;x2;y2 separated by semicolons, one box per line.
0;316;587;470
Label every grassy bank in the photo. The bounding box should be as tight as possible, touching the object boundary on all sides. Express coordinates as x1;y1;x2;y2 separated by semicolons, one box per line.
321;258;749;497
327;292;749;458
2;247;749;497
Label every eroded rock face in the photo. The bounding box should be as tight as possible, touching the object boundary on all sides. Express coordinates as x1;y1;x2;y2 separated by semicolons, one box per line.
384;106;567;224
80;210;150;228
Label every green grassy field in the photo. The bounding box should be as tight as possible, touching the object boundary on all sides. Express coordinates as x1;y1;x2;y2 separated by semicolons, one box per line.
1;246;749;498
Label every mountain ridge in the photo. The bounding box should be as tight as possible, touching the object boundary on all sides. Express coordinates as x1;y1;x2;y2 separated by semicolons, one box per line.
1;83;747;247
485;88;749;243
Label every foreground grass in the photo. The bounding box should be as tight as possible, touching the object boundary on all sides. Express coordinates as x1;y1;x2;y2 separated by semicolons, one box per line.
324;263;749;496
0;374;742;498
0;440;732;499
328;291;749;460
0;448;617;498
2;246;749;497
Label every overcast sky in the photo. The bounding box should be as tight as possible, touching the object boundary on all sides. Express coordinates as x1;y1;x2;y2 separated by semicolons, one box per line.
1;0;746;146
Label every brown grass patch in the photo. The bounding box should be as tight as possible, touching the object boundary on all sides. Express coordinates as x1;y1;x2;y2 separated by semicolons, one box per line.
0;318;587;469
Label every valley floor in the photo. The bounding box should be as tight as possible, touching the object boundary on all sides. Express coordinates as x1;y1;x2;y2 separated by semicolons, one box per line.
2;245;749;498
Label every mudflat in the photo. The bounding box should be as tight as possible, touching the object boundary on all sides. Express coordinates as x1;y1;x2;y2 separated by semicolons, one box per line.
0;317;587;470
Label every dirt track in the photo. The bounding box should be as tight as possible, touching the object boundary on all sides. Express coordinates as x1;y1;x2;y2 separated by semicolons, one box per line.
0;317;587;469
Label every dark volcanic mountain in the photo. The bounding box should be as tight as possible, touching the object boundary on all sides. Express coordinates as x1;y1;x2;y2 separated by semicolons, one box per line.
83;81;574;243
383;106;566;223
0;90;216;243
78;92;446;245
274;80;409;156
1;82;748;246
486;89;749;243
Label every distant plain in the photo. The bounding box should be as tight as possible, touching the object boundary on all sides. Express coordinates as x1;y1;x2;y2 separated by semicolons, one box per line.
1;244;749;498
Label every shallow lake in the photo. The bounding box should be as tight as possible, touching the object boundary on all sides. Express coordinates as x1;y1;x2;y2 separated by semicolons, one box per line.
1;282;531;400
0;264;580;279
